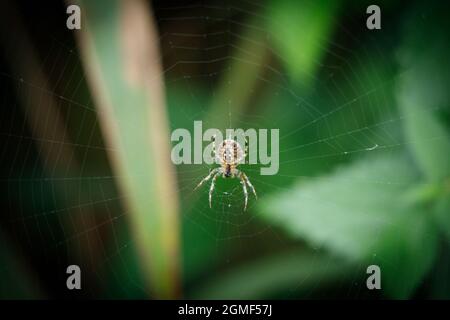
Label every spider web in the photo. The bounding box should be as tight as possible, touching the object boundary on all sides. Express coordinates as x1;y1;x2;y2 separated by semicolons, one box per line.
0;0;443;299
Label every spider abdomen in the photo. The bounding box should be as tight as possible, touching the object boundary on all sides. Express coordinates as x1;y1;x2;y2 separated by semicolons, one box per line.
217;139;244;165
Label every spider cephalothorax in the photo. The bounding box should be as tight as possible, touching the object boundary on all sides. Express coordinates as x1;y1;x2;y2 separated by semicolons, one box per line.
194;135;257;210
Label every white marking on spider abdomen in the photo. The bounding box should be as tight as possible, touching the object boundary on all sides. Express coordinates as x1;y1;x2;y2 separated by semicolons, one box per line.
217;139;244;165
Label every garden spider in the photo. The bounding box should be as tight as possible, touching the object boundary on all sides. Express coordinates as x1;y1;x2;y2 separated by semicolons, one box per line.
194;135;257;211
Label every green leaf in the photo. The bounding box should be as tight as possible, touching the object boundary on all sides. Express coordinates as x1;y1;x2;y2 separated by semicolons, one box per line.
77;0;180;298
190;250;350;299
259;153;438;298
267;0;340;86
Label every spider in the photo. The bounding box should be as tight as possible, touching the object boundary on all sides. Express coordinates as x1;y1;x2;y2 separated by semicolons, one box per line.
194;135;257;211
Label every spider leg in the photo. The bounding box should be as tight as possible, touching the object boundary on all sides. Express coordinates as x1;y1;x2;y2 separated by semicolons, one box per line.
209;173;219;208
194;168;218;191
240;176;249;211
241;172;257;199
244;137;248;164
212;134;216;163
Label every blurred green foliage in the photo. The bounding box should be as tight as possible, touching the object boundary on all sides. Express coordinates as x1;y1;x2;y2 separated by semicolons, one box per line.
1;0;450;300
256;0;450;299
259;153;438;298
79;0;450;299
178;0;450;299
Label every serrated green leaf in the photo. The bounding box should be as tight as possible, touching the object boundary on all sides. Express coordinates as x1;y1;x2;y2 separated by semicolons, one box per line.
259;153;438;298
259;154;417;259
